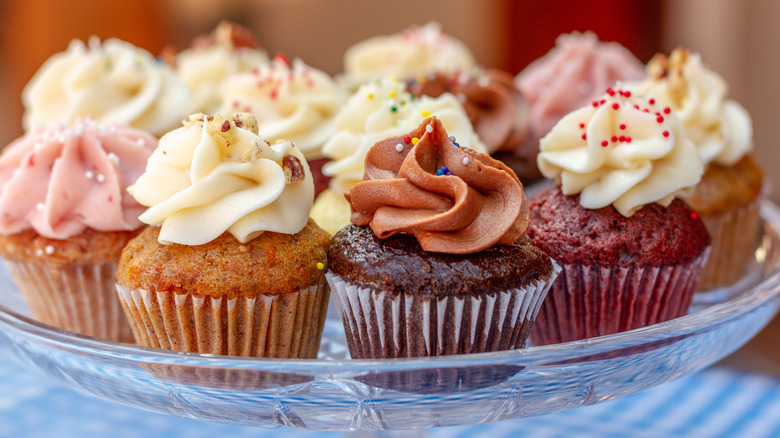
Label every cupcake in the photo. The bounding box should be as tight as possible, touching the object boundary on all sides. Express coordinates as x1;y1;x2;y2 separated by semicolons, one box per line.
408;68;537;183
527;87;711;345
311;76;484;235
0;119;157;342
516;31;646;158
327;117;559;358
173;21;269;115
116;113;331;358
626;49;763;290
23;37;192;137
218;54;343;196
339;22;476;90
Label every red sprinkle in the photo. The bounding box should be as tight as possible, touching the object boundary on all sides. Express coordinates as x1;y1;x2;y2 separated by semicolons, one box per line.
601;140;609;147
582;133;587;140
607;87;616;96
611;135;618;142
579;123;585;129
619;124;626;130
270;89;278;99
592;101;599;107
649;98;656;105
623;90;631;97
626;137;632;143
274;53;291;66
404;136;412;144
612;103;620;110
619;135;626;142
663;107;671;114
690;212;699;220
657;116;664;123
634;104;640;110
662;130;670;137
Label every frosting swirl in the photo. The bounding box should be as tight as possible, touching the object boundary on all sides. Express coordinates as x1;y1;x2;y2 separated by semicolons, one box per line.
516;31;646;146
626;49;752;166
349;117;527;254
408;69;529;155
23;37;192;137
176;21;269;115
130;113;313;245
341;22;475;88
218;55;342;160
0;119;157;239
537;87;703;217
322;76;484;197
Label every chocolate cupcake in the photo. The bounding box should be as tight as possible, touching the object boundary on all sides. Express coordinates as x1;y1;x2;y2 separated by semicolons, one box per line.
527;86;711;345
408;69;538;184
627;48;764;291
327;117;559;358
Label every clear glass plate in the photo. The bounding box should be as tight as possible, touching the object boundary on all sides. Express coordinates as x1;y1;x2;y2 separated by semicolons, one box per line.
0;204;779;431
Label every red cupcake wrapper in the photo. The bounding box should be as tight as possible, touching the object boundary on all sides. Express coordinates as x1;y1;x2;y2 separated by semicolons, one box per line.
530;249;709;346
327;265;559;359
4;260;134;342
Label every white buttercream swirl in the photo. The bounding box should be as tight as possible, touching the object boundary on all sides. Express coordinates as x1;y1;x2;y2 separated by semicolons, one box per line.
321;76;485;196
129;113;313;245
217;56;342;160
23;37;191;137
626;49;752;166
340;22;475;89
538;87;703;216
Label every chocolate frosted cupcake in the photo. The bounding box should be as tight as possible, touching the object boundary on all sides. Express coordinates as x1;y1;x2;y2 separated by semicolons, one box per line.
116;113;330;357
408;69;538;184
327;117;559;358
0;119;156;342
627;49;764;290
527;87;711;345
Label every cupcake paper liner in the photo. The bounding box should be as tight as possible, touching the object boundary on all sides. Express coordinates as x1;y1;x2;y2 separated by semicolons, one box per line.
697;198;762;291
4;260;134;343
116;282;329;358
327;268;559;359
530;249;710;346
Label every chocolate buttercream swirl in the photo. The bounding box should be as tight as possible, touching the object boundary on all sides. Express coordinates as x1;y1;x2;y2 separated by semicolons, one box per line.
409;70;528;155
348;117;528;254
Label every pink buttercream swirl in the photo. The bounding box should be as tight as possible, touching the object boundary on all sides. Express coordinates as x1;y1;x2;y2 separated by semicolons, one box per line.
0;119;157;239
516;31;646;146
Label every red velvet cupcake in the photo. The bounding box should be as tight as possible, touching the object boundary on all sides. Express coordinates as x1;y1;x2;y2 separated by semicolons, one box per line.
526;86;711;345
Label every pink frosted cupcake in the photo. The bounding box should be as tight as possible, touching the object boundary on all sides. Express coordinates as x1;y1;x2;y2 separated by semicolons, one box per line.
0;119;156;341
526;87;711;345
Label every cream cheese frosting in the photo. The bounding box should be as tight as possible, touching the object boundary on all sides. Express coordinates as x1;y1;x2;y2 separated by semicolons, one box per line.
176;22;269;115
0;119;157;239
626;49;752;166
341;22;475;89
218;55;342;160
23;37;192;137
321;76;485;197
537;87;703;217
129;113;313;245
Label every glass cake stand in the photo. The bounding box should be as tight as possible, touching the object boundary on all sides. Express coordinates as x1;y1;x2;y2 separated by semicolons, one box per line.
0;204;778;431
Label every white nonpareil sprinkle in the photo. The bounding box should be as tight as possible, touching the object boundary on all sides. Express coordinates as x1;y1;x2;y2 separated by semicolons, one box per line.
96;174;106;183
107;152;120;166
35;203;44;211
395;143;404;152
463;157;471;166
85;171;94;179
44;245;54;255
57;134;66;144
136;138;146;147
426;125;433;133
449;135;456;142
478;76;490;87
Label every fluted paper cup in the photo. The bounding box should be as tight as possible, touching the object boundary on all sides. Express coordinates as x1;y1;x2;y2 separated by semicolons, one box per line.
116;281;329;358
327;266;559;359
531;249;710;346
4;260;134;342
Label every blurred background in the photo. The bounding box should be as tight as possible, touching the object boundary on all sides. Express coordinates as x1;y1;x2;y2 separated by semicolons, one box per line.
0;0;777;373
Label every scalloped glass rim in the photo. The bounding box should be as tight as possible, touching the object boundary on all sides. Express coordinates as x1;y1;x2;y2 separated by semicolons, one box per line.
0;202;777;430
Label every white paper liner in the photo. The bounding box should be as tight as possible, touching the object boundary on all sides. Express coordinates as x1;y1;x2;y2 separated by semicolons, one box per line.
4;260;134;342
116;281;329;358
326;262;560;359
530;249;710;346
697;197;762;290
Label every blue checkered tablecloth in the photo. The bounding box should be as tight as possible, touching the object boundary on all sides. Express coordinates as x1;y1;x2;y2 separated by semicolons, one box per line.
0;356;778;438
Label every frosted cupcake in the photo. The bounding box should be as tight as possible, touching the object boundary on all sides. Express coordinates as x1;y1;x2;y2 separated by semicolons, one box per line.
174;21;269;115
339;22;475;90
626;49;763;290
527;87;711;345
516;31;646;153
0;119;156;341
312;76;484;235
408;68;537;183
23;37;192;137
327;117;559;358
116;113;330;357
218;54;343;195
